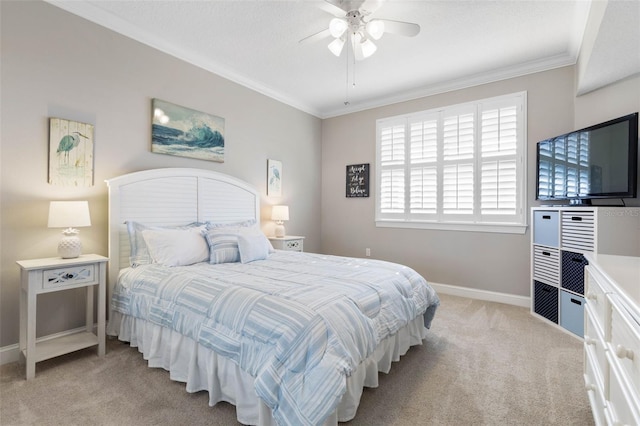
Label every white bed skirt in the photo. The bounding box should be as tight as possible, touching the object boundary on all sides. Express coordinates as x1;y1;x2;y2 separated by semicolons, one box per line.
107;313;428;425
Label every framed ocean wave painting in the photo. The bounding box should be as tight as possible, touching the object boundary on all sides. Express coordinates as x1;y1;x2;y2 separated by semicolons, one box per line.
151;99;225;162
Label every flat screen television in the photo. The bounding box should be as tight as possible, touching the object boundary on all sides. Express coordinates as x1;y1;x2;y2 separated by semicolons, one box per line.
536;112;639;205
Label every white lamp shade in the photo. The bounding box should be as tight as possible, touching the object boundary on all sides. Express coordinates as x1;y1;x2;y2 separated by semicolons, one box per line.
271;205;289;222
329;18;348;38
360;38;377;59
48;201;91;228
366;20;385;40
328;37;345;57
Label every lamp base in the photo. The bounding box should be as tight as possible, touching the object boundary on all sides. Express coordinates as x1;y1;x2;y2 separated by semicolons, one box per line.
58;229;82;258
274;224;286;238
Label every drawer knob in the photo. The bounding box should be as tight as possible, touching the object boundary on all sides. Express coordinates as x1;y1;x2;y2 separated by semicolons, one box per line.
586;292;597;301
585;383;596;392
615;345;634;360
585;336;596;346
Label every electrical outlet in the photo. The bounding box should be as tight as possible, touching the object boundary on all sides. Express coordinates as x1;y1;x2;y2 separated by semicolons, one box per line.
365;248;371;257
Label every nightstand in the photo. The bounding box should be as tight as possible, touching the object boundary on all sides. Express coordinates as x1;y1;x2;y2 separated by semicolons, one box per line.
16;254;108;380
268;236;305;252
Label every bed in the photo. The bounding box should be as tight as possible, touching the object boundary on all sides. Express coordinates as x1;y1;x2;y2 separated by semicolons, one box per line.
105;167;439;426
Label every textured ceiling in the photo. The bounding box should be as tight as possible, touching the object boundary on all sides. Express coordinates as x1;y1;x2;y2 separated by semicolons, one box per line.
48;0;638;118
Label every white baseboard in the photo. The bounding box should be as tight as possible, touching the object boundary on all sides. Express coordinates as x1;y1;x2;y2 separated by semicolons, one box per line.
430;282;531;308
0;343;20;366
0;325;96;366
1;285;530;366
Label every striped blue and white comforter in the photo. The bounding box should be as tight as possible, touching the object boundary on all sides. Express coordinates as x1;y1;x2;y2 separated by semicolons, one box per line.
112;251;439;426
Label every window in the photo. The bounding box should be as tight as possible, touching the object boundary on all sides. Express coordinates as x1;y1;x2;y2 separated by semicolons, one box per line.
376;92;527;233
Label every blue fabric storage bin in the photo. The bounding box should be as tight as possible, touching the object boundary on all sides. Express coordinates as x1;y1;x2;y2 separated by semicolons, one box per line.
533;211;559;247
560;291;585;336
534;280;558;324
561;250;588;295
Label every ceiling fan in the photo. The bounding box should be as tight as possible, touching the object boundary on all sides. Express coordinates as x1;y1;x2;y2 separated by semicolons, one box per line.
301;0;421;60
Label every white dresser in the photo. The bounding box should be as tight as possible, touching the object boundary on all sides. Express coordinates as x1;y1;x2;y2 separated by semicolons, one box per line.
583;254;640;425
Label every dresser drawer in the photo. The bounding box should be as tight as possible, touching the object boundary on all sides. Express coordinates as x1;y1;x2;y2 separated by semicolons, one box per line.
561;210;595;252
607;349;640;426
42;264;97;290
584;305;607;387
584;266;609;335
533;246;560;286
584;348;606;426
609;294;640;401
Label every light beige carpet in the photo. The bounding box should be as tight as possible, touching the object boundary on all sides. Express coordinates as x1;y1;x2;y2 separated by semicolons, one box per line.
0;293;594;425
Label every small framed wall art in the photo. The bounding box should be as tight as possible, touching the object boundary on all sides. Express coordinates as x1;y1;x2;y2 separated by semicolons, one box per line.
49;118;94;187
151;98;225;162
346;163;369;197
267;159;282;197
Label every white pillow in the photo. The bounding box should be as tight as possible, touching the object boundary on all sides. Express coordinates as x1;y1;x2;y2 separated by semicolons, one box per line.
237;227;273;263
141;227;209;267
125;221;202;267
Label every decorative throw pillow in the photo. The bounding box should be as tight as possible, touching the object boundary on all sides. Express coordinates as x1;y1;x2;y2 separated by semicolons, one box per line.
203;227;242;264
237;227;273;263
141;227;209;267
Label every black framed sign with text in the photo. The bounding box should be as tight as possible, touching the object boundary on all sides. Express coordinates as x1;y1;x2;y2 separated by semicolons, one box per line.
346;163;369;198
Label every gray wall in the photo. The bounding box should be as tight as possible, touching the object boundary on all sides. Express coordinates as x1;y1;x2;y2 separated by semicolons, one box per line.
320;71;639;297
0;1;322;347
320;67;577;297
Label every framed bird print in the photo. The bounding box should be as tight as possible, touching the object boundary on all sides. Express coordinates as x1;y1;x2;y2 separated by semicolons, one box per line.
267;159;282;197
48;118;94;186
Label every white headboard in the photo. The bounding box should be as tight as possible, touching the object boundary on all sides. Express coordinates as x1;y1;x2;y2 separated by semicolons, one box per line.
106;168;260;296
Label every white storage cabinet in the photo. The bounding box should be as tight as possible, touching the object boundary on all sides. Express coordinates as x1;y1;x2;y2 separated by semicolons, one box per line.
530;207;640;337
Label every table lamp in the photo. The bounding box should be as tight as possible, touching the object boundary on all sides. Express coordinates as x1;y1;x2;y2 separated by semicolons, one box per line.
48;201;91;258
271;205;289;238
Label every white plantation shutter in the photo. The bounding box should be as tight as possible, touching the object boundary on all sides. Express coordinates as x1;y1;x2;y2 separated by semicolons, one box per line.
376;92;526;232
378;119;406;217
410;166;437;214
380;169;404;213
480;103;518;216
409;116;438;217
443;163;474;214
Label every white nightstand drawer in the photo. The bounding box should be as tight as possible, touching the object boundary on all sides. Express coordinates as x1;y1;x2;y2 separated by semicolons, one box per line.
284;239;302;251
43;264;97;289
269;236;304;252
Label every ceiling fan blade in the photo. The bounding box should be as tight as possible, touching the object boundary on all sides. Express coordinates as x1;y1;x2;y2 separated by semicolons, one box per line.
324;0;365;14
299;28;331;44
320;1;349;17
360;0;383;16
379;19;420;37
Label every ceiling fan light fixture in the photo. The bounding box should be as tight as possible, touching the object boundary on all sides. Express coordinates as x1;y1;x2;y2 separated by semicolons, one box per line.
366;19;385;40
329;18;348;38
328;37;345;56
360;37;377;58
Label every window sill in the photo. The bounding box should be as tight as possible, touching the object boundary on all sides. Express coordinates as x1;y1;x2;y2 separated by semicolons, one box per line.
375;220;528;234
